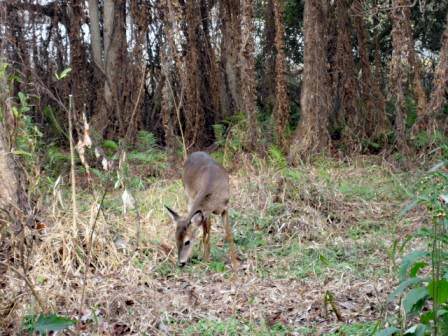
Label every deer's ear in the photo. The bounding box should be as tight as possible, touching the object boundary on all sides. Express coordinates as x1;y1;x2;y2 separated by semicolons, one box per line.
164;205;179;222
190;210;203;226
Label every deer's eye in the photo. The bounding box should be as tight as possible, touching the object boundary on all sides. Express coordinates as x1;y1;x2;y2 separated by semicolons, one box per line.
184;240;190;246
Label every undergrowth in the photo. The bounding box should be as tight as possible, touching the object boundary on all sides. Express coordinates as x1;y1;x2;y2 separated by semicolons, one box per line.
1;150;421;335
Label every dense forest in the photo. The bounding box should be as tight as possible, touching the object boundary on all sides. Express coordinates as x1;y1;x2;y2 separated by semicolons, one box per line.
1;0;448;335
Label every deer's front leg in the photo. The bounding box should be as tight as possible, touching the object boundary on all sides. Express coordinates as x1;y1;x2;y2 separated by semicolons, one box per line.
222;210;238;270
202;217;211;262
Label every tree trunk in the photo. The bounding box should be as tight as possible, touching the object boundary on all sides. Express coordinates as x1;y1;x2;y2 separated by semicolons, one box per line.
372;34;390;137
160;46;177;150
353;6;374;137
100;0;127;135
0;124;19;219
289;0;331;162
87;0;103;71
0;61;21;233
219;0;242;120
273;0;290;151
390;0;414;154
240;0;260;151
67;1;89;133
413;12;448;135
354;8;389;139
261;0;276;114
335;0;361;144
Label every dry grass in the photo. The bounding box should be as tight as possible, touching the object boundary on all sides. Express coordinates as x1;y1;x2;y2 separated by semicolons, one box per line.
0;155;420;335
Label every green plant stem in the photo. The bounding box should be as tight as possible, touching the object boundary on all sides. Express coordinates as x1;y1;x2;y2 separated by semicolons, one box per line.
432;215;440;336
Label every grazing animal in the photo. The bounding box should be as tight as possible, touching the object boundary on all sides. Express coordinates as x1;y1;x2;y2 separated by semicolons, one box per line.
165;151;237;268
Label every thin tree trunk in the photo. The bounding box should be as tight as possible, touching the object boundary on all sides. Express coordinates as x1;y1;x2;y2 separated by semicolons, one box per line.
289;0;331;162
390;0;414;154
160;47;176;150
261;0;276;113
372;33;390;138
100;0;126;135
273;0;290;151
183;0;202;148
87;0;103;71
240;0;260;151
219;0;242;120
354;6;375;137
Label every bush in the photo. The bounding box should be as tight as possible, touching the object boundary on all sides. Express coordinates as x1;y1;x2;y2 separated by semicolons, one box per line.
377;161;448;335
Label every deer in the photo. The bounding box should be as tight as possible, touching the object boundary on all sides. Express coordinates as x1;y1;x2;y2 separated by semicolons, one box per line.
164;151;238;269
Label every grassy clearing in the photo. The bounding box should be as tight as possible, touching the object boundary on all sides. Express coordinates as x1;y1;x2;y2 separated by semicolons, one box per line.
0;155;418;334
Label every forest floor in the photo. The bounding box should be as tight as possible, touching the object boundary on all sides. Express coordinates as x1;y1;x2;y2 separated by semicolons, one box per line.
1;155;425;335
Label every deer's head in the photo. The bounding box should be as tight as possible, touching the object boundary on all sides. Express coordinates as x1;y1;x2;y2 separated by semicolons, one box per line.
165;206;203;267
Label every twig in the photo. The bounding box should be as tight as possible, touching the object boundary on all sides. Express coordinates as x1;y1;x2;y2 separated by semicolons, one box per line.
79;187;108;315
165;73;187;160
1;262;46;312
125;63;147;140
68;95;78;236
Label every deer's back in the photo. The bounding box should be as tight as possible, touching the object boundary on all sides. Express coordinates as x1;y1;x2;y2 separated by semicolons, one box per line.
182;152;229;214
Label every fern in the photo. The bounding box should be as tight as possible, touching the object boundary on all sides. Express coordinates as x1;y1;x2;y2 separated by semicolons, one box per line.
212;124;226;146
136;130;157;152
268;145;287;169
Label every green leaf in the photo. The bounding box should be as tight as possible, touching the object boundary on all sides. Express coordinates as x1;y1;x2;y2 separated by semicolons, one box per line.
20;106;30;113
409;262;427;277
404;324;427;336
399;251;428;281
375;327;400;336
55;67;72;80
319;254;330;266
103;139;119;151
420;311;434;324
403;287;428;314
12;105;19;118
18;91;27;106
12;149;33;157
428;279;448;304
388;277;424;303
25;314;76;333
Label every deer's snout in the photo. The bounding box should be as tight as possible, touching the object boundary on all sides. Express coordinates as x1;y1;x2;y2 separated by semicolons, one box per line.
178;261;186;267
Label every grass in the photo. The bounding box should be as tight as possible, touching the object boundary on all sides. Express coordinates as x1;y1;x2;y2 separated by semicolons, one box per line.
0;155;419;334
179;317;293;335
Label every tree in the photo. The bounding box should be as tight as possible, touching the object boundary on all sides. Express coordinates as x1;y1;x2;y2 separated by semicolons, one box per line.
273;0;290;152
334;0;361;144
353;3;389;139
413;11;448;136
0;60;25;234
240;0;260;151
289;0;331;162
219;0;243;120
390;0;427;153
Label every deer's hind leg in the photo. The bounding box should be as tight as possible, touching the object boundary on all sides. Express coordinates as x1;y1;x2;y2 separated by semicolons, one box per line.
202;217;211;262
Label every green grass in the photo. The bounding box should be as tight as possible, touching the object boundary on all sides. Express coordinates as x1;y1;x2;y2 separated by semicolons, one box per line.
179;317;292;336
61;156;417;332
324;322;377;335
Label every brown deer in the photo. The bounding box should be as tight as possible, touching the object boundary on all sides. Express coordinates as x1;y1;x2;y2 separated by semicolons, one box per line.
165;151;238;268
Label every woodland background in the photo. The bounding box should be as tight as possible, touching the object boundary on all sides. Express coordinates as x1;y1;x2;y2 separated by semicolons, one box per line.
1;0;447;161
